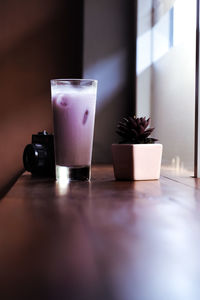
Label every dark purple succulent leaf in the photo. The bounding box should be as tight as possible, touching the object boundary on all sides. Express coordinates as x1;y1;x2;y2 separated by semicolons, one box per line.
122;117;129;124
116;128;130;134
129;118;134;125
141;131;152;138
143;121;149;130
116;116;157;144
146;118;151;126
139;125;145;135
131;128;138;137
140;117;144;123
149;137;158;142
141;117;146;126
116;130;129;138
117;130;129;137
127;116;133;122
145;137;158;144
136;118;141;126
118;121;126;127
144;127;154;134
129;118;137;129
117;124;130;132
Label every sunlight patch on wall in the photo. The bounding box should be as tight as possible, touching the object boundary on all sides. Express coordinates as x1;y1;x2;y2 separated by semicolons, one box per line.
137;0;196;75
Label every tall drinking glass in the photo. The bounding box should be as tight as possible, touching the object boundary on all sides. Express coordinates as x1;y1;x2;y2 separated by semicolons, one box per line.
51;79;97;181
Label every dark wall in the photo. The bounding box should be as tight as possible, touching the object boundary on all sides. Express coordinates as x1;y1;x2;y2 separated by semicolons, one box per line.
0;0;83;196
83;0;136;163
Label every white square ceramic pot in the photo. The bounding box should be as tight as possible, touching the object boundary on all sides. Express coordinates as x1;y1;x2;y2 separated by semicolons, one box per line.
112;144;163;181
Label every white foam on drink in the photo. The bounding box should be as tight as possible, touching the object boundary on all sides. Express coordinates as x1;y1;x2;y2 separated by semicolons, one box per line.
51;85;96;98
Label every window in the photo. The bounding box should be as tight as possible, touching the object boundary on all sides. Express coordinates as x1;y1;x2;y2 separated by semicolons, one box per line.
136;0;196;175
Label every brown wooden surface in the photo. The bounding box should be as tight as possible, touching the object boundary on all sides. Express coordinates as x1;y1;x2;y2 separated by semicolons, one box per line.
2;165;200;300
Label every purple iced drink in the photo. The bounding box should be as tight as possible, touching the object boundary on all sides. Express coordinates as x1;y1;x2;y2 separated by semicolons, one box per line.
51;80;97;170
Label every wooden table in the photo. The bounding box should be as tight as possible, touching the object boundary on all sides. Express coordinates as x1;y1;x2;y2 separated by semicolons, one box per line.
1;165;200;300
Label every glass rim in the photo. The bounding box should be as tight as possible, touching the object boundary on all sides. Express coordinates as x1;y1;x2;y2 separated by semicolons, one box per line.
51;78;97;84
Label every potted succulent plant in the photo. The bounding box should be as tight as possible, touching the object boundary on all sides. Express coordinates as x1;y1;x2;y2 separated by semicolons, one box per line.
112;116;163;180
